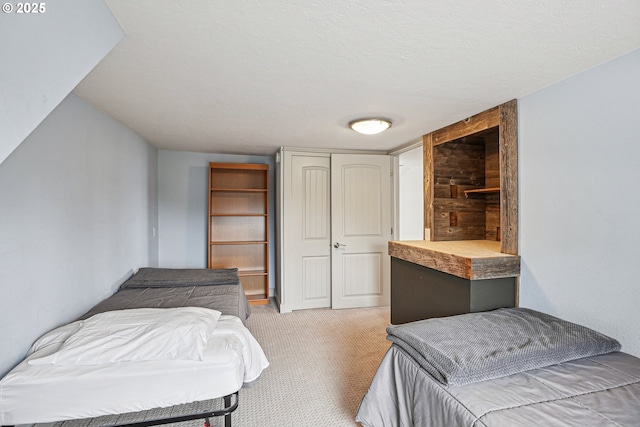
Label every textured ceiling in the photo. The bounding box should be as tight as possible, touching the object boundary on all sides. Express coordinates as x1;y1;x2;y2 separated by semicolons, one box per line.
73;1;640;156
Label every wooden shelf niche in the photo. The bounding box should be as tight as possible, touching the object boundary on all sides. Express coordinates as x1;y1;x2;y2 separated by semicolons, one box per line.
423;100;518;255
208;162;269;305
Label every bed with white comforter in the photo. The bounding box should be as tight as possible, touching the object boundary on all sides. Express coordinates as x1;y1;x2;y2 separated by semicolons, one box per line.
0;269;269;426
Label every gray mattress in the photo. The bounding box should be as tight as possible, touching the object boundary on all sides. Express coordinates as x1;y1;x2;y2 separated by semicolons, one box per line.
79;268;251;325
356;308;640;426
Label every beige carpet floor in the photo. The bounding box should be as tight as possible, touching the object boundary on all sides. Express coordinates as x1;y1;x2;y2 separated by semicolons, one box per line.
232;303;391;427
46;303;392;427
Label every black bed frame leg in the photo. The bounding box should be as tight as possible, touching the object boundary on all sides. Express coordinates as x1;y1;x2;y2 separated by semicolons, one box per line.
224;394;232;427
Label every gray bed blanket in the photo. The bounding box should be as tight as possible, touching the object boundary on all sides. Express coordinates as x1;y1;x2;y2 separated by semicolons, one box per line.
356;347;640;427
79;268;250;324
386;307;620;386
120;267;240;288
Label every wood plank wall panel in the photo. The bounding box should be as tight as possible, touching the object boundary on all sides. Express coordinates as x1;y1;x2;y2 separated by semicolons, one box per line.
433;141;485;184
432;140;486;241
423;133;434;239
484;133;500;188
499;99;518;255
431;107;499;146
485;134;500;240
485;193;500;241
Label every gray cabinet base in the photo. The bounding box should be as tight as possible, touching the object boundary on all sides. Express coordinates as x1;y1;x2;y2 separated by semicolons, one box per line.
391;257;516;325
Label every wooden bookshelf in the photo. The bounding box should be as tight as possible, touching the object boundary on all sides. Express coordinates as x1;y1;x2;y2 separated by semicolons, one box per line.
208;163;269;305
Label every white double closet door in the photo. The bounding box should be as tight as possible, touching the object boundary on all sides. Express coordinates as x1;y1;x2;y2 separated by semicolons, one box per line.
280;150;392;312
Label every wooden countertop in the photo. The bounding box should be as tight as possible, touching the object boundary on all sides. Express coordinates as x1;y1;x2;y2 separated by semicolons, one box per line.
388;240;520;280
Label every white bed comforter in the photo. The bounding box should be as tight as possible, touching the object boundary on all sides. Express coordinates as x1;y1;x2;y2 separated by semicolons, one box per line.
0;312;269;425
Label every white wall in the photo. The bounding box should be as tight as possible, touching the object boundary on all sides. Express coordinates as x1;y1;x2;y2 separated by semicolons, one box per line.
157;150;276;291
519;48;640;356
0;94;158;376
398;146;424;240
0;0;123;165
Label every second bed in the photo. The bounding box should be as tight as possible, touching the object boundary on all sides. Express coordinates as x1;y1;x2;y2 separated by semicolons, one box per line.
356;307;640;426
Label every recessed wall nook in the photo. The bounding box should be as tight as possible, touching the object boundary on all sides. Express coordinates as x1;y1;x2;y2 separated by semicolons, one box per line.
389;100;521;324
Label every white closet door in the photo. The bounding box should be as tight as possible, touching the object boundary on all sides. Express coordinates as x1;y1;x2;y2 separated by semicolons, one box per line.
330;154;392;309
283;153;332;310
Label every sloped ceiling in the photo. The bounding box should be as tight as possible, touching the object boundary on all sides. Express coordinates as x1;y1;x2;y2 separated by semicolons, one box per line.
74;1;640;155
0;0;123;165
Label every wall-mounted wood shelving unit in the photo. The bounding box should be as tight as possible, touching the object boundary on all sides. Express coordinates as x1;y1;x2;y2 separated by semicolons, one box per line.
424;99;518;254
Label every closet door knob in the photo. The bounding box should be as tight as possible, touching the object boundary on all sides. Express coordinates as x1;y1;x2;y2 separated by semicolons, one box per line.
333;242;346;248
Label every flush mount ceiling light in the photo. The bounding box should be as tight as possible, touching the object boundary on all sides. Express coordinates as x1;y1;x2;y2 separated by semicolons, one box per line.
349;118;392;135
